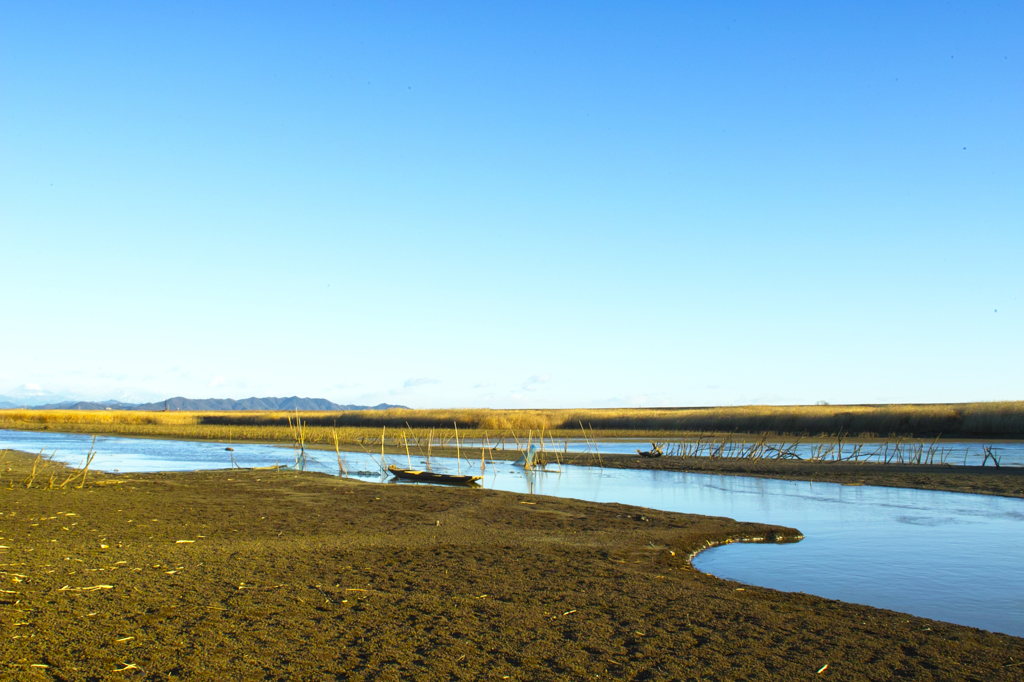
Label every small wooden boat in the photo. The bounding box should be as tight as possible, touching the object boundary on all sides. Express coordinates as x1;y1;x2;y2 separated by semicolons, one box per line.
387;465;482;485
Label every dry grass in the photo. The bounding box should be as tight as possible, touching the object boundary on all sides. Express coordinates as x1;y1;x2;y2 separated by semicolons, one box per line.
1;401;1023;445
0;409;196;426
555;402;1024;439
193;402;1024;438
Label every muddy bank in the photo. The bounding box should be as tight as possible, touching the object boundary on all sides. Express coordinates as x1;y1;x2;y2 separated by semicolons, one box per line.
589;455;1024;499
1;450;1021;680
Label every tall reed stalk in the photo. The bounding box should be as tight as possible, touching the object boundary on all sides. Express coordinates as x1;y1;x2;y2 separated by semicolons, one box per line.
332;429;346;476
454;421;461;475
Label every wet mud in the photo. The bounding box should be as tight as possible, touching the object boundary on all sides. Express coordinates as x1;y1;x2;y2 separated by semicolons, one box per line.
1;450;1022;681
594;455;1024;499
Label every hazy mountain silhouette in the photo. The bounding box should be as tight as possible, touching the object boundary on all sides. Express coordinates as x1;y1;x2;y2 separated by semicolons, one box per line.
0;394;74;408
27;400;138;411
11;397;405;411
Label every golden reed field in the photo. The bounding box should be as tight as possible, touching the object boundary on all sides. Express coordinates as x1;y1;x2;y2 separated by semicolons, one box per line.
1;401;1022;447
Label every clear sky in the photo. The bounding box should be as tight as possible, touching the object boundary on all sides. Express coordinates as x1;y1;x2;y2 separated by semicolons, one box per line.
1;2;1021;408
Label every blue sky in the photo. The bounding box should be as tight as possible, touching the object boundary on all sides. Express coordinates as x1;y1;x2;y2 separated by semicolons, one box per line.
1;1;1021;408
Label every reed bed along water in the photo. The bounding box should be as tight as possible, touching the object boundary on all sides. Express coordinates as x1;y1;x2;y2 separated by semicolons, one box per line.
0;408;1016;469
1;402;1022;470
186;403;1024;436
3;401;1024;439
183;401;1024;438
653;434;1007;466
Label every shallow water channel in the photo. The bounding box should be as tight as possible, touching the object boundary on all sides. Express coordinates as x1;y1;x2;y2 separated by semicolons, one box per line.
2;429;1022;637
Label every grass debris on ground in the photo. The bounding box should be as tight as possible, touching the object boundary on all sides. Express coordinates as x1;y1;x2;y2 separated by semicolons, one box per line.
0;449;1021;681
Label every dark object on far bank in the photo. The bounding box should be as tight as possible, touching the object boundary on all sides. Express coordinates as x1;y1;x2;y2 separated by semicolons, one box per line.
638;442;664;458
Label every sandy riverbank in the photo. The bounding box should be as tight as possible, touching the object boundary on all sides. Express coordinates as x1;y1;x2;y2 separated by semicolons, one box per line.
1;449;1021;680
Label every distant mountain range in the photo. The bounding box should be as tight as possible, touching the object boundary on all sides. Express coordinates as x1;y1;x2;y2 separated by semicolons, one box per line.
0;396;406;412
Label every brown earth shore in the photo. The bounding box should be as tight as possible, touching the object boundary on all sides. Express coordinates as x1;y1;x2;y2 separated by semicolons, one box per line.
1;450;1022;681
594;455;1024;499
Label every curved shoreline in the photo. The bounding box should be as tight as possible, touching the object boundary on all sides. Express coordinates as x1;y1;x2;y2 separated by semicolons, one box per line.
684;533;806;570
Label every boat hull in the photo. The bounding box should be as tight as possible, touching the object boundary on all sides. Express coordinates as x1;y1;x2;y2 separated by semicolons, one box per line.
387;465;482;485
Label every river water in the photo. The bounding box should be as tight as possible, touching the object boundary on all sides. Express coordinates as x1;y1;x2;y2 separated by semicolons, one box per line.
1;429;1021;637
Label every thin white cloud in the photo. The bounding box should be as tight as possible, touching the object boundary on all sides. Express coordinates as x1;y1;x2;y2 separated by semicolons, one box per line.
8;383;58;398
521;374;551;391
403;377;440;389
332;381;362;390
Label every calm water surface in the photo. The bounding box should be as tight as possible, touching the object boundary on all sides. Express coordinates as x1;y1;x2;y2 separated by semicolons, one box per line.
2;429;1021;637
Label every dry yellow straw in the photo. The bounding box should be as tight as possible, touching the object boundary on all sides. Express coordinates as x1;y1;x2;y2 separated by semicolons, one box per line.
454;421;461;474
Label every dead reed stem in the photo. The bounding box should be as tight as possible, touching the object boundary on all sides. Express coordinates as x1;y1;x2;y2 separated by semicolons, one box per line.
24;453;42;488
60;437;98;490
454;421;461;475
427;427;433;469
332;430;346;476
